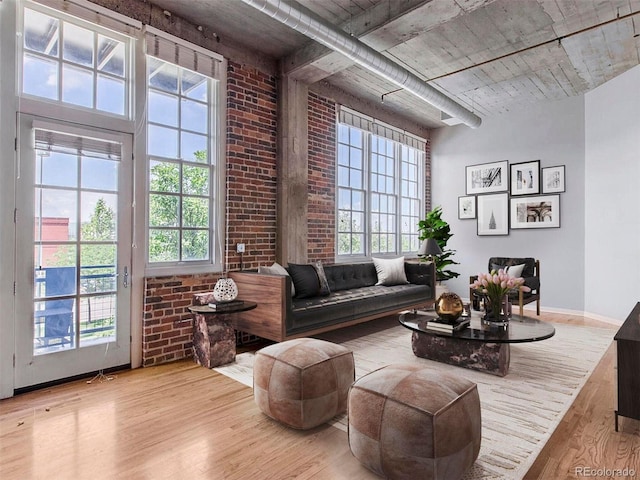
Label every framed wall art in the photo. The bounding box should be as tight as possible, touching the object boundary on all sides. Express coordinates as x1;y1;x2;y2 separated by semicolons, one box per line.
465;160;508;195
510;160;540;195
542;165;566;193
458;195;476;219
510;194;560;229
477;193;509;236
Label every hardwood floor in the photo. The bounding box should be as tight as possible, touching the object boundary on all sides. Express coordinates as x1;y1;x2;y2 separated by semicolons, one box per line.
525;314;640;479
1;312;638;480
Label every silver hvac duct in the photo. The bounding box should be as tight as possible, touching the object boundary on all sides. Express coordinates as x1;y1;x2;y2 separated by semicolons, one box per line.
241;0;482;128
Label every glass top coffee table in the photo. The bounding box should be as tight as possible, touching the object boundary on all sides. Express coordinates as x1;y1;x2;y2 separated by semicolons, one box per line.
398;309;555;376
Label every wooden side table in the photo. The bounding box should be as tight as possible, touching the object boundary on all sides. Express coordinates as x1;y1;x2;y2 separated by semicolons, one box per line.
188;301;257;368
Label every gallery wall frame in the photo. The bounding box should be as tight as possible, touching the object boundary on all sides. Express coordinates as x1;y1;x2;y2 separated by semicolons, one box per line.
477;193;509;236
541;165;566;193
510;194;561;229
458;195;476;219
510;160;540;196
465;160;508;195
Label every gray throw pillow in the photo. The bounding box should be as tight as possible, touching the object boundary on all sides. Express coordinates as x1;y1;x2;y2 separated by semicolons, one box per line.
373;256;409;286
313;261;331;296
258;262;296;296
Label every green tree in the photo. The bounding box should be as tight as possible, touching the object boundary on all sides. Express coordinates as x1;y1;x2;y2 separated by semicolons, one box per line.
52;198;116;267
338;211;363;255
148;150;210;262
81;198;117;292
50;197;117;293
83;198;115;242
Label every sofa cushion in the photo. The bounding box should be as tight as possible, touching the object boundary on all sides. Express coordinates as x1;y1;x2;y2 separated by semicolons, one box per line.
288;263;321;298
373;257;409;286
288;283;431;335
324;263;378;292
404;261;432;285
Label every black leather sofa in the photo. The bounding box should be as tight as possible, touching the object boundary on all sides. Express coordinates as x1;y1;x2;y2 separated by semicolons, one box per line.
229;261;436;342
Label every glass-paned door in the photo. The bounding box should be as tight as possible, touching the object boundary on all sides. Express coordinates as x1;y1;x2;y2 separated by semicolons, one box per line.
15;117;131;388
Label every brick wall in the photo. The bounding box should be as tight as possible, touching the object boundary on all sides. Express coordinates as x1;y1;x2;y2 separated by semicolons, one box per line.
307;92;337;263
226;62;278;271
142;274;218;366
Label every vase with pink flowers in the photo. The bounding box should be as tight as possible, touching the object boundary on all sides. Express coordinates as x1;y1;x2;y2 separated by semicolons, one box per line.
470;269;531;325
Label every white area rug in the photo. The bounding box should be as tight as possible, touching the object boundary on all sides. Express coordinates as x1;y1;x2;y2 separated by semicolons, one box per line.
215;318;613;480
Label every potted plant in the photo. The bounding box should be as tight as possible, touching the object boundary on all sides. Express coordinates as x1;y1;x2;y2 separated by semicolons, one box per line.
418;206;459;282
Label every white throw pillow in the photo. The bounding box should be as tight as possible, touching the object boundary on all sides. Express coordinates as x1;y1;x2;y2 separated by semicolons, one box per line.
505;263;525;278
373;257;409;286
491;263;525;278
258;262;296;296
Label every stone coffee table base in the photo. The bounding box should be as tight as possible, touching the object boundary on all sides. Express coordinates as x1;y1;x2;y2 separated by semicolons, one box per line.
411;331;510;377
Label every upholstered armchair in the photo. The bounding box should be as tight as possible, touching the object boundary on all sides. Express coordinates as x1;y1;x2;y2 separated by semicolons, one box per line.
470;257;540;316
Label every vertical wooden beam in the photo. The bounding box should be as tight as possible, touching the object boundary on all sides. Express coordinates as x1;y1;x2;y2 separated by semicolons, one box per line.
277;74;309;264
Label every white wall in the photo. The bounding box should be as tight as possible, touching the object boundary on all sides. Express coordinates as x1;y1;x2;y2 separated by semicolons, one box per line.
584;65;640;322
431;96;586;312
0;0;17;399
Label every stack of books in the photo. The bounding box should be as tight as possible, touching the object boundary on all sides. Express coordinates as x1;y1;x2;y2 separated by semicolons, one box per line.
207;299;244;309
425;318;470;333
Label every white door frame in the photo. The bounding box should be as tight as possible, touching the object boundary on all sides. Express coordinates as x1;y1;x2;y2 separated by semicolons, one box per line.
14;115;133;389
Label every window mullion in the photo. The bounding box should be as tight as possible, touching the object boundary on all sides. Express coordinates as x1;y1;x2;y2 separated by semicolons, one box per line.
394;142;401;255
93;31;98;109
364;131;372;257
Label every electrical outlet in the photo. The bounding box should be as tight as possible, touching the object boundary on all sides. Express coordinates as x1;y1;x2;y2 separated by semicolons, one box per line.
236;243;245;253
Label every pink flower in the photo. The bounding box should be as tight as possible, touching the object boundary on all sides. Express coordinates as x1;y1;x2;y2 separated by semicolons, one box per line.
470;268;529;302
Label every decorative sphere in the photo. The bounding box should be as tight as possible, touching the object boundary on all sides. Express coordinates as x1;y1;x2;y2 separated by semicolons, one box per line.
435;292;464;322
213;277;238;302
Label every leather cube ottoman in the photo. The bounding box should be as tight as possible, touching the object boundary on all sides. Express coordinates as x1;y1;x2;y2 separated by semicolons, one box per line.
348;364;481;480
254;338;355;430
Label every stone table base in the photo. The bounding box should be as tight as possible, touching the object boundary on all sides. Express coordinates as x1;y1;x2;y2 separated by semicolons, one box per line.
192;313;236;368
411;331;510;376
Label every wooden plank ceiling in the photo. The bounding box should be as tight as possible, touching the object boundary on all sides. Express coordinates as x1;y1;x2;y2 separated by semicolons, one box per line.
146;0;640;129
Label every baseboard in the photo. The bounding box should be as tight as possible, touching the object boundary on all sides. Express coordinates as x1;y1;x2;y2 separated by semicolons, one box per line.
460;297;622;326
521;304;621;325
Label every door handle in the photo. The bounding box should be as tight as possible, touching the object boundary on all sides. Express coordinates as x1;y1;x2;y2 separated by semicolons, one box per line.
123;266;129;288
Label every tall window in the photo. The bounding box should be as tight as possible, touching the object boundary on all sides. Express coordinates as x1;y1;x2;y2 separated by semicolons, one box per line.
147;58;212;263
400;145;422;253
21;6;130;116
337;126;365;255
337;109;425;259
144;28;224;267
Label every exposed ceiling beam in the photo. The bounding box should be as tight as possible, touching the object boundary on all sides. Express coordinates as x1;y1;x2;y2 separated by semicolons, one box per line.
283;0;500;84
242;0;482;128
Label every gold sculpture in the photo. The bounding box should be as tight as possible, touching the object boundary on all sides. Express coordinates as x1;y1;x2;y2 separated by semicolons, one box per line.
435;292;464;322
